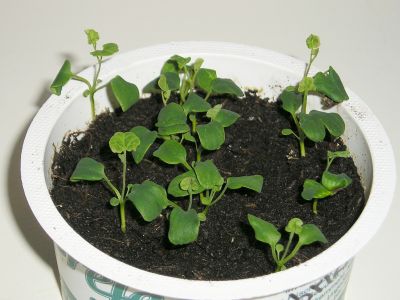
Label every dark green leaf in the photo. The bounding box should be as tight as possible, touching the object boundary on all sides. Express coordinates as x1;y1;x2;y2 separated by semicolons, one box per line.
313;66;349;102
157;124;190;136
127;180;169;222
168;207;200;245
197;121;225;150
110;75;139;112
212;109;240;128
206;104;222;119
248;214;281;247
158;72;180;91
155;103;187;127
182;93;211;113
161;61;179;74
168;170;205;197
50;60;73;95
142;77;160;94
194;160;224;190
182;132;196;143
285;218;303;234
211;78;244;97
169;55;191;70
226;175;264;193
309;110;345;137
321;171;352;192
301;179;333;200
130;126;157;164
90;43;119;57
299;113;326;142
109;132;140;153
70;157;105;182
195;68;217;92
298;224;327;246
84;29;99;46
280;89;302;115
153;140;187;165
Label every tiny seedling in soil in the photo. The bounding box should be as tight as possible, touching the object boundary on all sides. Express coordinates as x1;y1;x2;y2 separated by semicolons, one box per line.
50;29;140;120
248;215;327;272
280;34;349;157
301;150;352;214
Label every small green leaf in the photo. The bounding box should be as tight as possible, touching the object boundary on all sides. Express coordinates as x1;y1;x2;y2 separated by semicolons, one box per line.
180;176;199;191
197;121;225;150
281;128;296;136
161;61;179;74
170;55;191;70
127;180;169;222
70;157;105;182
327;150;351;160
226;175;264;193
90;43;119;57
194;160;224;190
50;60;73;95
298;77;316;93
198;212;206;222
299;113;326;142
155;103;187;128
84;29;99;46
157;124;190;136
247;214;281;247
212;109;240;128
192;58;204;73
280;89;302;115
109;132;140;153
309;110;345;137
275;243;284;255
321;171;352;192
313;66;349;102
158;72;180;91
153;140;187;165
109;197;120;207
168;170;205;197
211;78;244;97
195;68;217;92
168;207;200;245
285;218;303;234
298;224;327;246
182;132;196;143
130;126;157;164
306;34;320;50
182;93;211;113
301;179;333;200
110;76;139;112
206;104;222;119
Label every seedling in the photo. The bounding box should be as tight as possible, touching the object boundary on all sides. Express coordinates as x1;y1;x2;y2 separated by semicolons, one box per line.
50;29;140;120
70;132;172;233
301;150;352;214
281;34;349;157
248;215;327;272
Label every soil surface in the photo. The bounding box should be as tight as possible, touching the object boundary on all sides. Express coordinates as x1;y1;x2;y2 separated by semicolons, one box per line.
51;91;365;280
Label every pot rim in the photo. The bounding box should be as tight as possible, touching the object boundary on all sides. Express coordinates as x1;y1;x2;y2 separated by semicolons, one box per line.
21;41;396;300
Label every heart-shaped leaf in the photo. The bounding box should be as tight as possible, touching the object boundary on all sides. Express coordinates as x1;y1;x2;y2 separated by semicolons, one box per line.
211;78;244;97
168;207;200;245
182;93;211;113
155;103;187;128
194;160;224;190
248;214;281;247
90;43;119;57
299;113;326;142
285;218;303;234
109;132;140;153
158;72;180;91
309;110;345;137
110;76;139;112
321;171;352;192
301;179;333;200
197;121;225;150
168;170;205;197
70;157;105;182
153;140;187;165
226;175;264;193
211;109;240;128
298;224;328;246
195;68;217;93
142;77;160;94
130;126;157;164
280;89;302;115
313;66;349;102
50;60;73;95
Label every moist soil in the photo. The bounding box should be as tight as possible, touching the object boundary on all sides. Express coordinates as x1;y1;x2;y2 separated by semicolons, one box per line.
51;91;365;280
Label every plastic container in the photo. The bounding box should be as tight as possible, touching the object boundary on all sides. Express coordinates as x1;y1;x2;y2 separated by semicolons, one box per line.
21;42;396;300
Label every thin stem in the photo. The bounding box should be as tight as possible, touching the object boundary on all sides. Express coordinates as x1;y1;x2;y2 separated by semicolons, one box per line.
292;113;306;157
279;242;302;267
301;90;308;114
102;176;122;199
89;93;96;120
161;92;167;106
271;246;279;267
188;188;193;211
282;232;294;261
121;151;127;199
209;184;229;207
303;51;313;78
182;161;192;171
313;199;318;214
167;199;180;209
93;84;107;93
204;90;212;101
120;202;126;233
72;75;92;89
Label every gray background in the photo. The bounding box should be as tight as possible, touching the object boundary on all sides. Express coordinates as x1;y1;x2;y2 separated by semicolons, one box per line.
0;1;398;299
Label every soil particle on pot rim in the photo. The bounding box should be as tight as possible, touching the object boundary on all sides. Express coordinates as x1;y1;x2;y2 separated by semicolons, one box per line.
51;91;365;280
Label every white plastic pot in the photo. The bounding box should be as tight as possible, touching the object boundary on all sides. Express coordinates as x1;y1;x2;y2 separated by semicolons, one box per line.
21;42;396;300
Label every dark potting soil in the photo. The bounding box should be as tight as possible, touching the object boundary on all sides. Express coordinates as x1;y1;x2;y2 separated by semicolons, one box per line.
51;91;365;280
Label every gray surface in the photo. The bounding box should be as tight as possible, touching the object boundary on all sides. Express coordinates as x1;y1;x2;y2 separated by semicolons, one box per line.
0;1;398;299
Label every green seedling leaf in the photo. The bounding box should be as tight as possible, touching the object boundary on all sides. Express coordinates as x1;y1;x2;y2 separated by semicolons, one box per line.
313;66;349;102
211;78;244;97
109;197;120;207
226;175;264;193
195;68;217;93
70;157;105;182
247;214;281;247
50;60;73;95
130;126;157;164
197;121;225;150
206;104;222;119
280;89;302;115
194;160;224;190
180;176;200;191
301;179;333;200
158;72;180;91
127;180;169;222
309;110;345;137
298;77;316;93
327;150;351;160
90;43;119;57
142;77;160;94
110;76;139;112
85;29;99;46
162;55;191;74
158;124;190;136
168;207;200;245
109;132;140;153
285;218;303;234
212;109;240;128
192;58;204;73
298;224;328;246
299;113;326;142
182;93;211;113
155;103;187;127
275;243;284;256
153;140;187;165
182;132;196;143
306;34;320;50
281;128;297;137
168;170;205;197
170;55;191;70
198;212;206;222
321;171;352;192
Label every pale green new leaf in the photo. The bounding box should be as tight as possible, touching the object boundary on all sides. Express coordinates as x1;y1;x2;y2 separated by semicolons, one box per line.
84;29;99;46
321;171;352;192
285;218;303;234
90;43;119;57
168;170;205;197
109;132;140;153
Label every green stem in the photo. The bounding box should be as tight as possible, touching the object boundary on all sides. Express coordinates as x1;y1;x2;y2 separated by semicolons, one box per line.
89;92;96;120
271;246;279;267
182;161;192;171
303;52;313;78
301;90;308;114
102;176;122;199
167;199;180;209
313;199;318;214
93;83;108;93
279;242;302;267
120;202;126;233
292;113;306;157
121;151;127;199
71;75;92;89
282;232;294;261
209;183;229;207
204;90;212;101
188;188;193;210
